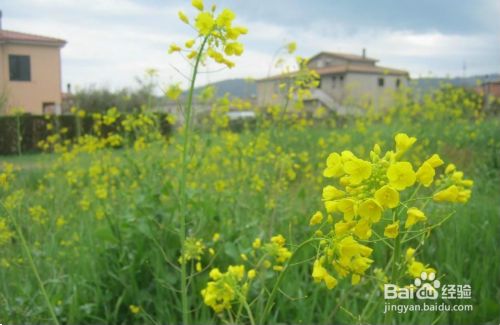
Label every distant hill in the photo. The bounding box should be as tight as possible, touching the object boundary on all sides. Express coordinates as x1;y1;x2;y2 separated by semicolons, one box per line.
187;78;257;100
411;74;500;92
183;74;500;100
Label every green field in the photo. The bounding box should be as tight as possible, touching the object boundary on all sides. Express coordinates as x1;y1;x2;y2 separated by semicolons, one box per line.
1;111;499;324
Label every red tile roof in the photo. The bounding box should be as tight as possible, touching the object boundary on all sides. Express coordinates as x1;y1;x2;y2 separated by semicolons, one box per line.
310;51;378;63
315;64;409;76
0;29;66;46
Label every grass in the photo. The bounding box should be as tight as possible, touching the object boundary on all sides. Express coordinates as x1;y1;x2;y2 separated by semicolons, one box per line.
0;114;499;324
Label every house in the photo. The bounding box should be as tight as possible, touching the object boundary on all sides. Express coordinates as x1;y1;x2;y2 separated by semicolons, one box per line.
256;50;409;114
0;11;66;115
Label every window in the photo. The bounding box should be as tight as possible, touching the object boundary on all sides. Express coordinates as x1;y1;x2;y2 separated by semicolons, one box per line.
43;102;56;114
396;78;401;88
9;55;31;81
339;75;344;82
378;77;384;87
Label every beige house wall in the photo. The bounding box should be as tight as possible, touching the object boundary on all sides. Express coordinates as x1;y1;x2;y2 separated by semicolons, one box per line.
256;72;409;111
0;43;62;114
340;73;408;109
256;79;286;107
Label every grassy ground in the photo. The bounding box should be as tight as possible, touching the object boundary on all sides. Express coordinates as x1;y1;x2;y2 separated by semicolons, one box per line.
0;115;499;324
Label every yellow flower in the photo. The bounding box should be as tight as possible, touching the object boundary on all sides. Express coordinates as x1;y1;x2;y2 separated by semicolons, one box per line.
405;207;426;228
322;185;345;201
425;154;444;168
178;11;189;24
374;185;400;208
228;265;245;280
192;0;204;11
56;217;66;228
387;162;416;190
358;199;382;223
196;262;202;272
212;233;220;242
216;8;235;28
286;41;297;54
224;42;244;56
338;236;373;258
433;185;460;202
309;211;323;226
384;221;399;238
405;247;416;262
416;162;435;187
408;260;425;278
343;158;372;185
195;12;214;35
395;133;416;155
324;200;339;213
445;163;456;174
185;39;195;48
312;259;327;282
271;234;286;246
129;305;140;314
0;218;14;246
209;268;222;280
337;198;358;221
334;221;355;236
312;259;337;289
354;219;372;240
323;152;343;178
252;238;261;249
168;43;182;53
166;83;182;100
324;273;338;289
248;269;256;280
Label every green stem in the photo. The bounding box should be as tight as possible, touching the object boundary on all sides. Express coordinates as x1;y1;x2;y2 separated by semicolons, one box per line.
259;238;318;325
178;35;209;325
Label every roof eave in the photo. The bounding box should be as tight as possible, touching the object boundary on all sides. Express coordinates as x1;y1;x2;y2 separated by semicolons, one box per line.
0;39;66;47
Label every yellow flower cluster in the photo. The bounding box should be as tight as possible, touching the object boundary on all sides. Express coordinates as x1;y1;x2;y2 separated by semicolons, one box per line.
0;218;14;247
258;234;292;272
201;265;251;313
405;247;436;278
0;163;15;191
433;164;473;203
169;0;247;68
179;236;205;264
310;133;472;289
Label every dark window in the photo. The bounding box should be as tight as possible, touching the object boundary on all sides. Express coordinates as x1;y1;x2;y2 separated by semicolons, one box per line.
43;102;56;114
339;75;344;82
378;77;384;87
9;55;31;81
396;78;401;88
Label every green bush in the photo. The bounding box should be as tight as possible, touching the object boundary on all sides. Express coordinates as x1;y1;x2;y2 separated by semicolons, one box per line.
0;113;172;155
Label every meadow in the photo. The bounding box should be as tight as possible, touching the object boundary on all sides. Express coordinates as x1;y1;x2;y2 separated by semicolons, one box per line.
1;2;500;325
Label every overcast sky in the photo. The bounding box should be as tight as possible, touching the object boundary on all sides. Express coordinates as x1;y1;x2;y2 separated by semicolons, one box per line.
2;0;500;91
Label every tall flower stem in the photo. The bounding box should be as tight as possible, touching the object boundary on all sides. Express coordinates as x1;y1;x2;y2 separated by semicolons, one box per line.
178;35;209;325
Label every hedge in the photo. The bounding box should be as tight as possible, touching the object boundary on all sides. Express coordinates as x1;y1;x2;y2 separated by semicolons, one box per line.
0;113;172;155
